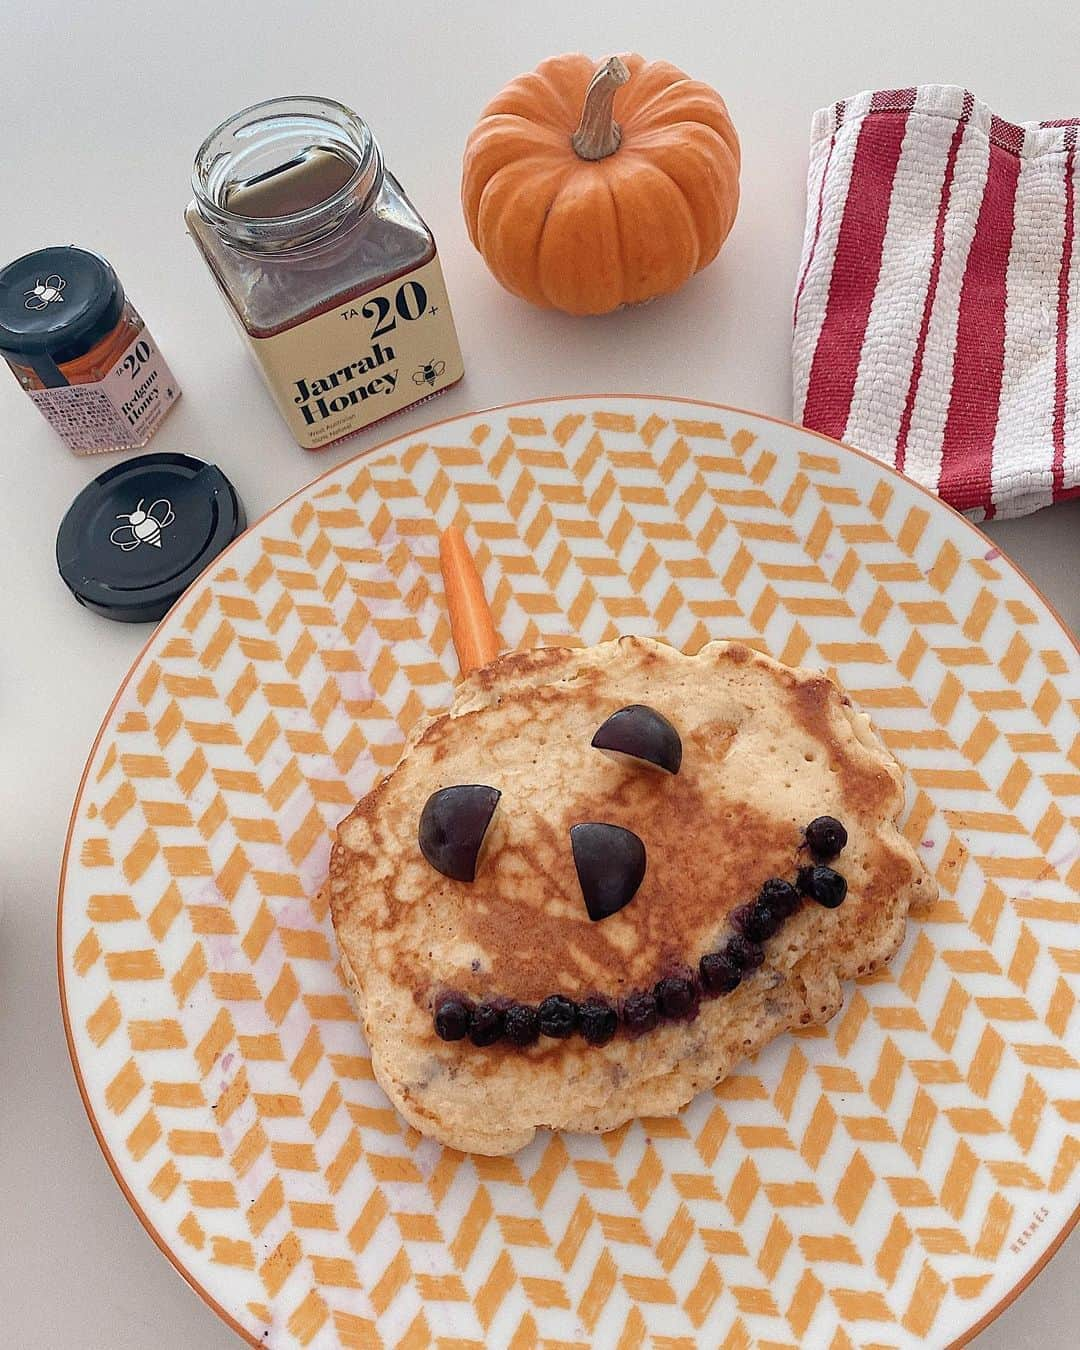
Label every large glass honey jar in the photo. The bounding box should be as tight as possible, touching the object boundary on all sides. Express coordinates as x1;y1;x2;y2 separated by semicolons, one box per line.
186;96;464;450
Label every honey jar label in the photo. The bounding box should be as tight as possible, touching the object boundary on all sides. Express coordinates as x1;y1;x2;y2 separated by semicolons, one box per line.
28;330;181;455
248;254;465;449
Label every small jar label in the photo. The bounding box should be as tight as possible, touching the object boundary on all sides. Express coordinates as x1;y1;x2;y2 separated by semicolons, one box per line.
248;254;465;449
29;329;181;454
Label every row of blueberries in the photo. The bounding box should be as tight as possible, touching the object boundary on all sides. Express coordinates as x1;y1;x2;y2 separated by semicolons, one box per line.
433;815;848;1050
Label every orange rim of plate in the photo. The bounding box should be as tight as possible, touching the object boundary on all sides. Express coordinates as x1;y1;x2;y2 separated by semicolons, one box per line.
56;394;1080;1349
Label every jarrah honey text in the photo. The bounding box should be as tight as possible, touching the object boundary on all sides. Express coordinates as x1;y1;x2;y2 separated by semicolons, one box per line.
292;342;398;425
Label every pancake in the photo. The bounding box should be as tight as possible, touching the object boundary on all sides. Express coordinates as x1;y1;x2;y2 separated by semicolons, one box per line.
328;637;936;1155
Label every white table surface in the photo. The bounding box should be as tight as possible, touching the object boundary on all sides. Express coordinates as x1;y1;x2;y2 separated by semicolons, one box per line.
1;1;1077;1346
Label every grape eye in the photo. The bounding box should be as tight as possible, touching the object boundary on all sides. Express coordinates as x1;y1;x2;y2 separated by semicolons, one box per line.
591;704;682;774
418;785;501;882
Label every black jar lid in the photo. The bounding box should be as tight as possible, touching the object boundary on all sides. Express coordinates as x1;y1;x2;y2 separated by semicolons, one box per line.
56;453;246;623
0;246;125;372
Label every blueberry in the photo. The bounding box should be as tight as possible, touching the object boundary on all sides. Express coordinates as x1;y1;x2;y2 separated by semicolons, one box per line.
503;1003;540;1047
805;815;848;860
468;1002;506;1046
729;902;760;936
433;994;472;1041
758;877;801;919
537;994;578;1039
655;973;700;1021
730;898;782;943
622;990;659;1037
724;933;765;972
579;997;619;1046
699;950;741;995
797;864;848;908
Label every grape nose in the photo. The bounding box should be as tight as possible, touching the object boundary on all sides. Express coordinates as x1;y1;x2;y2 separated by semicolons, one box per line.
571;821;646;922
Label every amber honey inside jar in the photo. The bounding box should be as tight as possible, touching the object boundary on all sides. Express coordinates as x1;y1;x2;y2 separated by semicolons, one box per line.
7;306;140;392
186;96;464;450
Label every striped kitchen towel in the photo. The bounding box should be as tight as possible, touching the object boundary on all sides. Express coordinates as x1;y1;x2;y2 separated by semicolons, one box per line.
793;86;1080;519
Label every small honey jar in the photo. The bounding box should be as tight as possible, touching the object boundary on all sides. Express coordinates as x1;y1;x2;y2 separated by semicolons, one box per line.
0;246;181;454
186;96;465;450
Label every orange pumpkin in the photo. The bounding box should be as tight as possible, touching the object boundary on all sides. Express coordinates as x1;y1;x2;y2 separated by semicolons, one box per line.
461;53;740;315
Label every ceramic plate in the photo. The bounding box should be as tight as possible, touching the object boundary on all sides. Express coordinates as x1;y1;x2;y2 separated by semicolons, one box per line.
59;397;1079;1349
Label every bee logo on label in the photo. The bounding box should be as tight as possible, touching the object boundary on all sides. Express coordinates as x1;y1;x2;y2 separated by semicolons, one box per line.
24;274;67;310
413;358;445;389
110;498;175;551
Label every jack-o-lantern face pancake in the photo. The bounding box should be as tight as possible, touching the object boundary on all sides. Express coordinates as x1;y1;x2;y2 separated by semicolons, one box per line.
328;636;936;1155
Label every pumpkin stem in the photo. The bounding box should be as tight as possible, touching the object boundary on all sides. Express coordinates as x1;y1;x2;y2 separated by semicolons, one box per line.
571;56;630;161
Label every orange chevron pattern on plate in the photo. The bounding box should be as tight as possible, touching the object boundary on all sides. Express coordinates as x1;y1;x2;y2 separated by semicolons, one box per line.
59;397;1079;1349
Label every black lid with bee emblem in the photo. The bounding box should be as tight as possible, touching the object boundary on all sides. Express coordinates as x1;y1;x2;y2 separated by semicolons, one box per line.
56;452;246;622
0;246;126;384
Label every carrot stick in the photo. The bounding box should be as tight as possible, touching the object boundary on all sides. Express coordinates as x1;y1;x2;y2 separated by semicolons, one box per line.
439;526;501;675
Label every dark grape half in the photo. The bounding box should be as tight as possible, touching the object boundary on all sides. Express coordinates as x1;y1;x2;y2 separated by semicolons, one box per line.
570;821;647;921
418;784;501;882
591;704;682;775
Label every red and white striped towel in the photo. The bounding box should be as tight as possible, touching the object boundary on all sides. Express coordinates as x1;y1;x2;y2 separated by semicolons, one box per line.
793;86;1080;519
